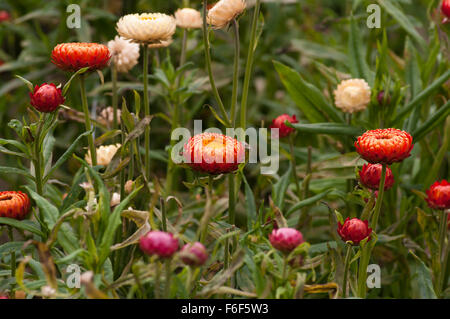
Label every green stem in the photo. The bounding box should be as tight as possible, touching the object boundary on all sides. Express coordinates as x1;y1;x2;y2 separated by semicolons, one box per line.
154;261;161;299
164;259;172;299
161;197;167;232
228;174;236;226
288;135;301;200
34;114;45;196
282;255;288;282
202;0;231;127
142;44;151;181
437;210;448;297
342;244;352;298
80;75;97;166
370;164;386;231
230;19;240;126
180;28;188;69
112;63;118;130
199;175;213;243
240;0;261;131
8;226;15;278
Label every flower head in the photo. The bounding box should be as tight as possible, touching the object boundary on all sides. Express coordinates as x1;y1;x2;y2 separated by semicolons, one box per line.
442;0;450;19
337;217;372;245
107;36;140;73
359;163;394;191
355;128;413;165
334;79;371;113
29;83;65;113
269;227;304;253
425;180;450;210
207;0;246;29
139;231;179;258
269;114;298;138
85;144;121;166
175;8;203;29
0;191;30;220
51;43;111;72
98;106;121;128
0;10;10;22
116;13;176;44
180;242;208;266
183;133;245;175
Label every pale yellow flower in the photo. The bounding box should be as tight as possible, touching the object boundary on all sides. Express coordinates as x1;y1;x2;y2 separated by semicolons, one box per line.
110;192;121;207
107;36;140;73
175;8;203;29
116;13;176;44
85;144;121;166
207;0;246;29
334;79;371;113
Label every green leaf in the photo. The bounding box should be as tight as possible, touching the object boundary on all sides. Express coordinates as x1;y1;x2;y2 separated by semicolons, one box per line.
348;15;374;85
286;189;333;217
62;67;90;96
123;116;153;145
24;187;59;229
0;217;44;237
0;166;34;180
412;100;450;142
409;251;437;299
377;0;426;48
274;61;343;123
287;122;363;136
44;130;93;183
241;172;257;229
14;75;34;92
273;162;292;211
393;70;450;125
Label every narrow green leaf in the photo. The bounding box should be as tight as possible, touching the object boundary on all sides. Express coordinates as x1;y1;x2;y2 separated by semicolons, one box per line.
0;217;44;237
287;122;363;136
24;187;59;229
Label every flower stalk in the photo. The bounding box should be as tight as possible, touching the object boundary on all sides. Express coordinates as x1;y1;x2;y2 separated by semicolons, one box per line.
79;74;97;167
142;44;151;181
342;244;352;298
437;210;448;297
370;164;386;230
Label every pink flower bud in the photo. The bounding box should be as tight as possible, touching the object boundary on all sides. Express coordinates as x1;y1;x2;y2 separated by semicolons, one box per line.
139;231;179;258
269;227;304;253
269;114;298;138
337;217;372;245
180;242;208;266
29;83;65;113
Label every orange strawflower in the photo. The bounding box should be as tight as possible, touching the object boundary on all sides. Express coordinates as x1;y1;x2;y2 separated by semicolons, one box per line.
0;191;31;220
51;43;111;72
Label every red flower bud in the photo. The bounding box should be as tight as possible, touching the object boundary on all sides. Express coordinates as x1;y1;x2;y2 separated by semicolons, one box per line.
337;217;372;245
442;0;450;19
269;114;298;138
359;163;394;190
180;242;208;266
0;11;10;22
425;180;450;210
29;83;65;113
269;227;304;253
139;231;179;258
0;191;31;220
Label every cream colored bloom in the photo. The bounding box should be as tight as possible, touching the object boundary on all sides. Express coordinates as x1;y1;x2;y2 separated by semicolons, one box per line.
207;0;246;29
334;79;371;113
125;180;134;194
116;13;176;44
110;192;121;207
107;36;140;73
148;37;173;49
98;106;121;128
85;144;121;166
175;8;203;29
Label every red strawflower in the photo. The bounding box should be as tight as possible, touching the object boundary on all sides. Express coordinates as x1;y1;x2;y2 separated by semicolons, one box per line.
139;231;178;258
51;43;111;72
337;217;372;245
442;0;450;19
0;11;10;22
355;128;413;165
269;227;304;253
359;163;394;190
183;132;245;175
0;191;30;220
425;180;450;210
180;242;208;266
269;114;298;138
29;83;65;113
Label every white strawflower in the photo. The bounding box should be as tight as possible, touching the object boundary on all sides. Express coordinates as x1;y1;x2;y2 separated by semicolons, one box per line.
175;8;203;29
110;192;121;207
207;0;246;29
116;13;176;44
334;79;371;113
85;144;121;166
148;37;173;49
98;106;121;128
107;36;140;73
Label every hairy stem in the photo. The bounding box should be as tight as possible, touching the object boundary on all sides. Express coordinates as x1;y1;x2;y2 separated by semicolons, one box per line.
370;164;386;230
80;75;97;166
342;244;352;298
142;44;151;181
